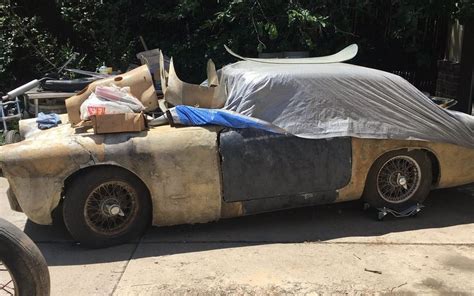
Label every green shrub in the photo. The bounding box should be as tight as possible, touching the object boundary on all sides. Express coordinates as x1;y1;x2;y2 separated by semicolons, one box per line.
0;0;471;90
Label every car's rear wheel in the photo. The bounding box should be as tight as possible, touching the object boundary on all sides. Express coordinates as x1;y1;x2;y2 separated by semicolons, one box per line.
363;149;432;211
63;167;151;248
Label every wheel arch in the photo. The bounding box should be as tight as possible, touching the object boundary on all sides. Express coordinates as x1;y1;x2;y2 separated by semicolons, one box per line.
361;147;437;209
59;164;153;217
422;149;440;186
370;147;440;187
339;139;445;203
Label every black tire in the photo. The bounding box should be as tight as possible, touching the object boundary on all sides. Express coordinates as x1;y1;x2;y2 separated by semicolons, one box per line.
0;218;50;296
41;77;97;92
362;149;432;211
5;130;21;144
63;167;151;248
51;201;65;228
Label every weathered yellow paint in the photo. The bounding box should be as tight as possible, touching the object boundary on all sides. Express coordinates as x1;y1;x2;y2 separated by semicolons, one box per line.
0;122;105;224
337;138;474;202
103;125;223;226
1;120;223;226
220;201;243;218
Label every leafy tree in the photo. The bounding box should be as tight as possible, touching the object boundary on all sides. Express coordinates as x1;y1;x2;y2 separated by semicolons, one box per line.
0;0;472;90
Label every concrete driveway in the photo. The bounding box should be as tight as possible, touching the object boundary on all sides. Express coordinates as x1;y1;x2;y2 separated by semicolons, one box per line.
1;177;473;295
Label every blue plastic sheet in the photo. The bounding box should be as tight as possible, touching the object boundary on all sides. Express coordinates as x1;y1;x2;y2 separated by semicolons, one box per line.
36;112;61;130
173;105;285;133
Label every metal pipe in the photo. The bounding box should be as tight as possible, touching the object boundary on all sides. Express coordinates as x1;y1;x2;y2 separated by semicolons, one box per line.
4;80;40;100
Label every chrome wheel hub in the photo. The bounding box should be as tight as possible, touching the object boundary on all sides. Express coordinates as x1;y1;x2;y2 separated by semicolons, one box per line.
101;199;125;217
397;174;408;189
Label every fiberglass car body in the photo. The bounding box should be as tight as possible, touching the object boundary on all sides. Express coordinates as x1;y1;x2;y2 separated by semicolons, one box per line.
1;61;473;248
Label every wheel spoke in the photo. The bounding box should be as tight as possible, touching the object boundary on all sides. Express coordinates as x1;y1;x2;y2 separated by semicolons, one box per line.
376;155;422;203
84;181;138;236
0;261;16;295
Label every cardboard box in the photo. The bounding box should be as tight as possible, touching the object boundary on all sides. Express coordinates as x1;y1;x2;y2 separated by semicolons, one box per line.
91;112;146;134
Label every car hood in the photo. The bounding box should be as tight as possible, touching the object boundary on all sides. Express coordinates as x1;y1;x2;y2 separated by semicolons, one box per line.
19;114;74;140
1;115;222;171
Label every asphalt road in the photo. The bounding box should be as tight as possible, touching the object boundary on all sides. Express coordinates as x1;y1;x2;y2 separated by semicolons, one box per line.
1;177;473;295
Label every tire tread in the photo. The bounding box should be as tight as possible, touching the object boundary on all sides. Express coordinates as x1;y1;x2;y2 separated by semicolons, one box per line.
63;167;151;248
362;149;432;211
0;218;50;296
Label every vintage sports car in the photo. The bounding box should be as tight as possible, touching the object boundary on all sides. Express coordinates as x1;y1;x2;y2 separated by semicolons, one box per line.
1;49;473;248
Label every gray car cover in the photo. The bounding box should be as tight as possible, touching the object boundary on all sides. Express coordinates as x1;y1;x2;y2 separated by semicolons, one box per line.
220;61;474;148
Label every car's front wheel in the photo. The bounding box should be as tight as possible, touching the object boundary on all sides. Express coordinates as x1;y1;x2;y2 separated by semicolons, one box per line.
363;149;432;211
63;167;151;248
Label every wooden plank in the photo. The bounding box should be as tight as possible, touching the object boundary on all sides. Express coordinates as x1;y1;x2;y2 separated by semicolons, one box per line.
24;88;75;100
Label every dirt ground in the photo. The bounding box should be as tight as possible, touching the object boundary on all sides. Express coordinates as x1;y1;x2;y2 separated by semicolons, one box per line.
1;177;473;295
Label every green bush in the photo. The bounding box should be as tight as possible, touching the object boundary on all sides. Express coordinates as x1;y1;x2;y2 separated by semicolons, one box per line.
0;0;470;90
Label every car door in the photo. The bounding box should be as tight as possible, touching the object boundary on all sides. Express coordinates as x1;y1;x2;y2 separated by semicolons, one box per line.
218;128;352;211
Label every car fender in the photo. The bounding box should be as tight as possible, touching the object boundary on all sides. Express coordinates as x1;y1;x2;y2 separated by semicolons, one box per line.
95;125;223;227
0;126;103;225
337;138;474;202
1;122;223;226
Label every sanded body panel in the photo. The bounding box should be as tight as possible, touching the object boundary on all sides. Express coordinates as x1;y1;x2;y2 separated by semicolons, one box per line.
219;129;352;202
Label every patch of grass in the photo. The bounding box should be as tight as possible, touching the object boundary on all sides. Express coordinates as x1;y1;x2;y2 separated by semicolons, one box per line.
0;133;4;146
10;120;19;131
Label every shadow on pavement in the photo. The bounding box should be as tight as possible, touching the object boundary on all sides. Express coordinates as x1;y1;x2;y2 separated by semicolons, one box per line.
26;184;473;266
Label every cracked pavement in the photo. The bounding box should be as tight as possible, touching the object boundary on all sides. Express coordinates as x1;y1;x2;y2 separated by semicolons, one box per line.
1;177;473;295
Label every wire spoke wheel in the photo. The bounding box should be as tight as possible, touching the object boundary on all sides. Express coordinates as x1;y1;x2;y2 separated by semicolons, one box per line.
64;167;152;248
376;155;422;204
84;181;139;236
0;261;17;296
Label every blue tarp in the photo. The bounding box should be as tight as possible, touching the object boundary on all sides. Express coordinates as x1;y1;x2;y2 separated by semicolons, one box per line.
36;112;61;130
173;105;285;134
